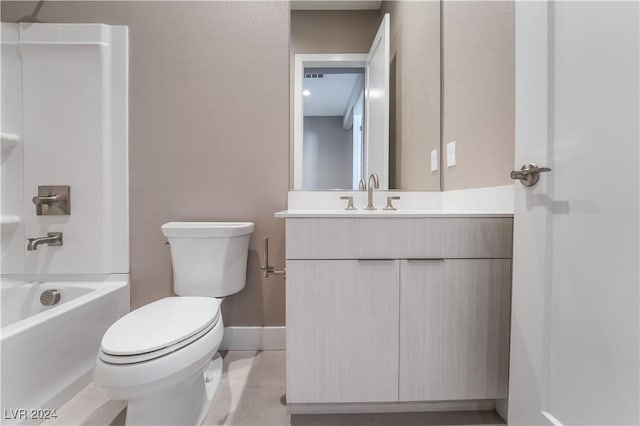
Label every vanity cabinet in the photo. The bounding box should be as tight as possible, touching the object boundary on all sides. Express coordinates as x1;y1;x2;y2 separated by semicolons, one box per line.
284;216;513;409
399;259;511;401
287;259;399;403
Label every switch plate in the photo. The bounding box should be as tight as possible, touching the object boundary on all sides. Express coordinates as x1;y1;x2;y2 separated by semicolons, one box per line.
431;149;439;172
446;141;456;167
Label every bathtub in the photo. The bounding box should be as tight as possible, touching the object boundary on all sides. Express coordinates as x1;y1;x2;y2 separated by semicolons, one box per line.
0;274;129;425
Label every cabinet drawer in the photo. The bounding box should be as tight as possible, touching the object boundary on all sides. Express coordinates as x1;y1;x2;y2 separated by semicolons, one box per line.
286;217;513;259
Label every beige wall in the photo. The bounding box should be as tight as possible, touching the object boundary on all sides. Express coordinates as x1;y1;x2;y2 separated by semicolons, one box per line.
441;1;515;190
290;10;381;55
2;1;290;326
381;1;441;191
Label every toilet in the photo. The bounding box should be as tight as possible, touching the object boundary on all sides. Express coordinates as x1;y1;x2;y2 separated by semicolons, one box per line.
93;221;254;425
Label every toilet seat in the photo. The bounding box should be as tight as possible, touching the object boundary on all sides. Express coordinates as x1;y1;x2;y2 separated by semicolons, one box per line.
94;313;224;403
99;297;221;365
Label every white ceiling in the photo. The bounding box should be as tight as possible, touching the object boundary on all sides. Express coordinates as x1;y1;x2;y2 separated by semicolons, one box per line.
303;73;363;116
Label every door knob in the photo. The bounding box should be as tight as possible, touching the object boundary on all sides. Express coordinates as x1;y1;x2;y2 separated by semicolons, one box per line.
510;163;551;187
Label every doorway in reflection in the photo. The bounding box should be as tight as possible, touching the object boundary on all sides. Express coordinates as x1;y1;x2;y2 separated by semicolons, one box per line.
302;68;365;190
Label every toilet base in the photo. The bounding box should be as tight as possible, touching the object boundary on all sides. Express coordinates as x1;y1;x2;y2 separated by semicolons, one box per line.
199;352;223;424
125;353;223;426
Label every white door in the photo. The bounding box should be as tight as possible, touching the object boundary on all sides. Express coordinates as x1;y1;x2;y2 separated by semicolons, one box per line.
365;13;390;189
509;2;639;425
352;110;364;189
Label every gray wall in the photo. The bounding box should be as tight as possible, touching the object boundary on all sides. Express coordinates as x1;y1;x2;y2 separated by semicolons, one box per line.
303;116;353;190
381;1;441;191
441;1;515;190
1;1;290;326
383;1;513;191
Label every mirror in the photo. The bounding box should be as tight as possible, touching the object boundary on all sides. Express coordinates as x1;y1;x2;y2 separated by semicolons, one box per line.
302;67;365;190
294;14;390;190
290;4;441;191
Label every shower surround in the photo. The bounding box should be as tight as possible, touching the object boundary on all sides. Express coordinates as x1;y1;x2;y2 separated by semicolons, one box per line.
1;23;129;423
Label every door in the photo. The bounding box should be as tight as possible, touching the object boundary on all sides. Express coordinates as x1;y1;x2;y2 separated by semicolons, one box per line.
399;259;511;402
352;92;365;189
365;13;390;189
509;2;639;425
286;259;399;404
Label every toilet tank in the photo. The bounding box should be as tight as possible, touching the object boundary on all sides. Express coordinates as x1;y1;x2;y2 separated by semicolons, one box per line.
161;222;254;297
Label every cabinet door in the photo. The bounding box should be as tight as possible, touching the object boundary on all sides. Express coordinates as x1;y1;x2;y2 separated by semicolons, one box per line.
286;259;399;403
399;259;511;401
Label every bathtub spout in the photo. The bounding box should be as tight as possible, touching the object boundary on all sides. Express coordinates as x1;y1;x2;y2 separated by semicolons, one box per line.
27;232;63;251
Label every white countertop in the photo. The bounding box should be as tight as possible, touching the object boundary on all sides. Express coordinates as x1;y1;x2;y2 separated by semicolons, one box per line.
275;209;514;218
283;185;515;216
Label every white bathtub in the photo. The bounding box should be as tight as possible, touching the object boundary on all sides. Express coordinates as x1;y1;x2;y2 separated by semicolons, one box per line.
0;274;129;425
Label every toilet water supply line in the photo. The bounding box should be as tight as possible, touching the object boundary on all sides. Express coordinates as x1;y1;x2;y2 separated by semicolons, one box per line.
259;237;285;279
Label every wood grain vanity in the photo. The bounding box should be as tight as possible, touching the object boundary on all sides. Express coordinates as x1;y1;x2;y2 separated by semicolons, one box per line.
277;211;513;413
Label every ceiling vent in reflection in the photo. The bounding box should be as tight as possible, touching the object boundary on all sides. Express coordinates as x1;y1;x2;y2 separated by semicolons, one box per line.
304;73;324;79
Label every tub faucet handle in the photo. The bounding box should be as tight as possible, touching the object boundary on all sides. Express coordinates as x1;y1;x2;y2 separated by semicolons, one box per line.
32;186;71;215
32;193;58;206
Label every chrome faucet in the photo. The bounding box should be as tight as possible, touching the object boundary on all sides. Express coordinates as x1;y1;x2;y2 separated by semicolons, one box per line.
362;173;379;210
27;232;63;251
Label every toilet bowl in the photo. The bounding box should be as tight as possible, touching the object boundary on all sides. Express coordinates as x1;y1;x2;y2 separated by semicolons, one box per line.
94;222;254;425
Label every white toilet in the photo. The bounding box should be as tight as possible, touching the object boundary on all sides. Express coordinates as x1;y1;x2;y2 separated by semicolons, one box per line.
93;222;254;425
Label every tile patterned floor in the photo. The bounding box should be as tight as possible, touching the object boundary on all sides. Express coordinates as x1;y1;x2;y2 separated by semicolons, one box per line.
44;351;505;426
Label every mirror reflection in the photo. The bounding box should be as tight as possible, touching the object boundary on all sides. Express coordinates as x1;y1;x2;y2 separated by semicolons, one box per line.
291;5;441;191
302;68;365;190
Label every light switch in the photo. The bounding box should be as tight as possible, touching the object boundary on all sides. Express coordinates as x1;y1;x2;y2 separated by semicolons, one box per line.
431;149;439;172
446;141;456;167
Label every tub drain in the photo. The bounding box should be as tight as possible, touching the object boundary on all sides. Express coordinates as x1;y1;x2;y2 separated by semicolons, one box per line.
40;289;61;306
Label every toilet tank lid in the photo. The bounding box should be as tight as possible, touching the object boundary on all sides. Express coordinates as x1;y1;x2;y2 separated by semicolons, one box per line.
161;222;254;238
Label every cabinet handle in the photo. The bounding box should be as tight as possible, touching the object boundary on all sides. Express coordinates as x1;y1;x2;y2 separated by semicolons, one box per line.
406;258;445;263
357;259;394;262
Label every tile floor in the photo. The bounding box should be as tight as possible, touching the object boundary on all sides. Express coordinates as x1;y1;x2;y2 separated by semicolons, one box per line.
44;351;505;426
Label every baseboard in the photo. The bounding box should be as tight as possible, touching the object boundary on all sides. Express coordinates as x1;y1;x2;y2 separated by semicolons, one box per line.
220;326;285;351
495;398;508;422
288;399;496;415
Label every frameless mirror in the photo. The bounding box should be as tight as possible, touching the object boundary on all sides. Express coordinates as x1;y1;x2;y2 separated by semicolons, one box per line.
291;5;442;191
